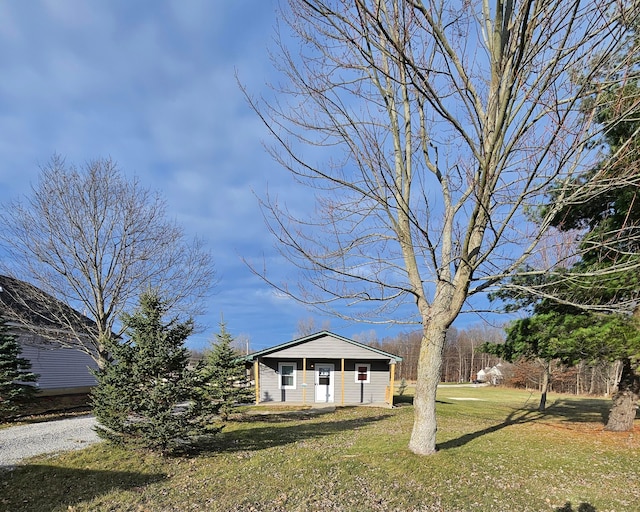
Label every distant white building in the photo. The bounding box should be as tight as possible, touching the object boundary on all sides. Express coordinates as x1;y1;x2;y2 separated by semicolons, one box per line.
476;364;504;385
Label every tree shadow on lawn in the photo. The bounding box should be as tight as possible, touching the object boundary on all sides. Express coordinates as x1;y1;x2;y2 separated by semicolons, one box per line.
232;406;339;424
437;407;543;450
437;396;617;451
0;465;165;512
555;501;597;512
205;412;393;454
544;397;612;425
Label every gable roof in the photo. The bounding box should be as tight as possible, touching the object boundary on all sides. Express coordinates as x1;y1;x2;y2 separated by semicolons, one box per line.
243;330;402;362
0;274;94;333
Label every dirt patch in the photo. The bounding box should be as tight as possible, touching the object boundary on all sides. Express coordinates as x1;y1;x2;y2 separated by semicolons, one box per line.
5;394;91;424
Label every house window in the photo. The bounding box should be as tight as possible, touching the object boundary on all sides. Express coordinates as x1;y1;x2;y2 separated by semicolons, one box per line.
354;363;370;383
278;362;297;389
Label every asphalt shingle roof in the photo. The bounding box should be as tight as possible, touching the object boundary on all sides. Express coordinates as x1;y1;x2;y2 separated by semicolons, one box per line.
0;274;94;333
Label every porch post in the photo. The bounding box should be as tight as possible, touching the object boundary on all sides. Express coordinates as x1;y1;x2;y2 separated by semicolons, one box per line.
389;361;396;406
341;358;345;406
254;358;260;404
302;357;307;404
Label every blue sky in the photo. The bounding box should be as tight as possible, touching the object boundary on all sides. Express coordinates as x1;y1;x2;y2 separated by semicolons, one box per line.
0;1;498;351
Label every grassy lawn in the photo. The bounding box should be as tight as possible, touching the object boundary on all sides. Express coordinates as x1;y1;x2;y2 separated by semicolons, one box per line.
1;387;638;511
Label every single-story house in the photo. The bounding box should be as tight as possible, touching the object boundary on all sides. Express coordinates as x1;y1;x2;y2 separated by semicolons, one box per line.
243;331;402;408
0;274;98;395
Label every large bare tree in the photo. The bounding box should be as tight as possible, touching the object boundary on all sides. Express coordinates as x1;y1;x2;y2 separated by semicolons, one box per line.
0;156;215;368
246;0;640;455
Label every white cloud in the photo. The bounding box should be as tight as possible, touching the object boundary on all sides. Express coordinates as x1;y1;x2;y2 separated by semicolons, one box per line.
0;0;402;348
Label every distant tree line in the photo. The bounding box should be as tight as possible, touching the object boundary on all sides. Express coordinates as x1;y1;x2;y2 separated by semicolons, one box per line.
501;359;622;398
357;325;504;383
359;323;626;401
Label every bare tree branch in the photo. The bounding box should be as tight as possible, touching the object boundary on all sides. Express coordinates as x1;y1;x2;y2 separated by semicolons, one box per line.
0;156;216;367
244;0;638;454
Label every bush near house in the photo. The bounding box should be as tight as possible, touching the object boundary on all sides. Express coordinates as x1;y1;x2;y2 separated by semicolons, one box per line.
0;317;38;420
197;321;253;420
91;291;220;453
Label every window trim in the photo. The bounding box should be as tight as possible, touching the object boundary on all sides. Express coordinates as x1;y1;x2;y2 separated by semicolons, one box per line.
278;362;297;390
354;363;371;384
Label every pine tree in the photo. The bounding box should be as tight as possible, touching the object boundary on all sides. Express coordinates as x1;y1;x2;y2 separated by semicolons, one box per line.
0;317;38;420
199;321;253;420
91;291;218;453
490;53;640;427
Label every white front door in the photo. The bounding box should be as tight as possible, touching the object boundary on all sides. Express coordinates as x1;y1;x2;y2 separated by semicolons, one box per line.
315;364;335;403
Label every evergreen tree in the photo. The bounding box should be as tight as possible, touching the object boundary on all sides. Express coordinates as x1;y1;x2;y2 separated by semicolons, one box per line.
91;291;218;453
490;76;640;428
482;310;640;414
560;80;640;431
199;321;253;420
0;317;38;420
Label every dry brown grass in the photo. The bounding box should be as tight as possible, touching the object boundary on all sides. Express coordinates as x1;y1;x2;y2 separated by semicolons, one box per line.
1;387;637;511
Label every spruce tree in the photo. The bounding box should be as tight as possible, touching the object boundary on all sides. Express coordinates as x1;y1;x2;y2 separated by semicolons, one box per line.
0;317;38;420
200;321;253;420
91;291;218;453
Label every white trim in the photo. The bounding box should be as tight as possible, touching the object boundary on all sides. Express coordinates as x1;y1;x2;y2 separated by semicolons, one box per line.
354;363;371;384
315;363;335;403
278;362;297;389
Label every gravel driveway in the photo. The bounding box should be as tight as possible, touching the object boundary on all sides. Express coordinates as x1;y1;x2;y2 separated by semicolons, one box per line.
0;415;101;469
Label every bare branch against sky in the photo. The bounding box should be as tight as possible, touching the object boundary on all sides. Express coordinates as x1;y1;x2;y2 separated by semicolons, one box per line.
247;0;639;454
0;156;216;367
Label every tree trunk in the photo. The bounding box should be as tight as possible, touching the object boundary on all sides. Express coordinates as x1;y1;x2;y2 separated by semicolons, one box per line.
608;360;624;397
469;344;475;383
96;335;113;370
576;361;583;395
605;358;639;432
589;364;597;395
538;360;550;412
409;321;448;455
